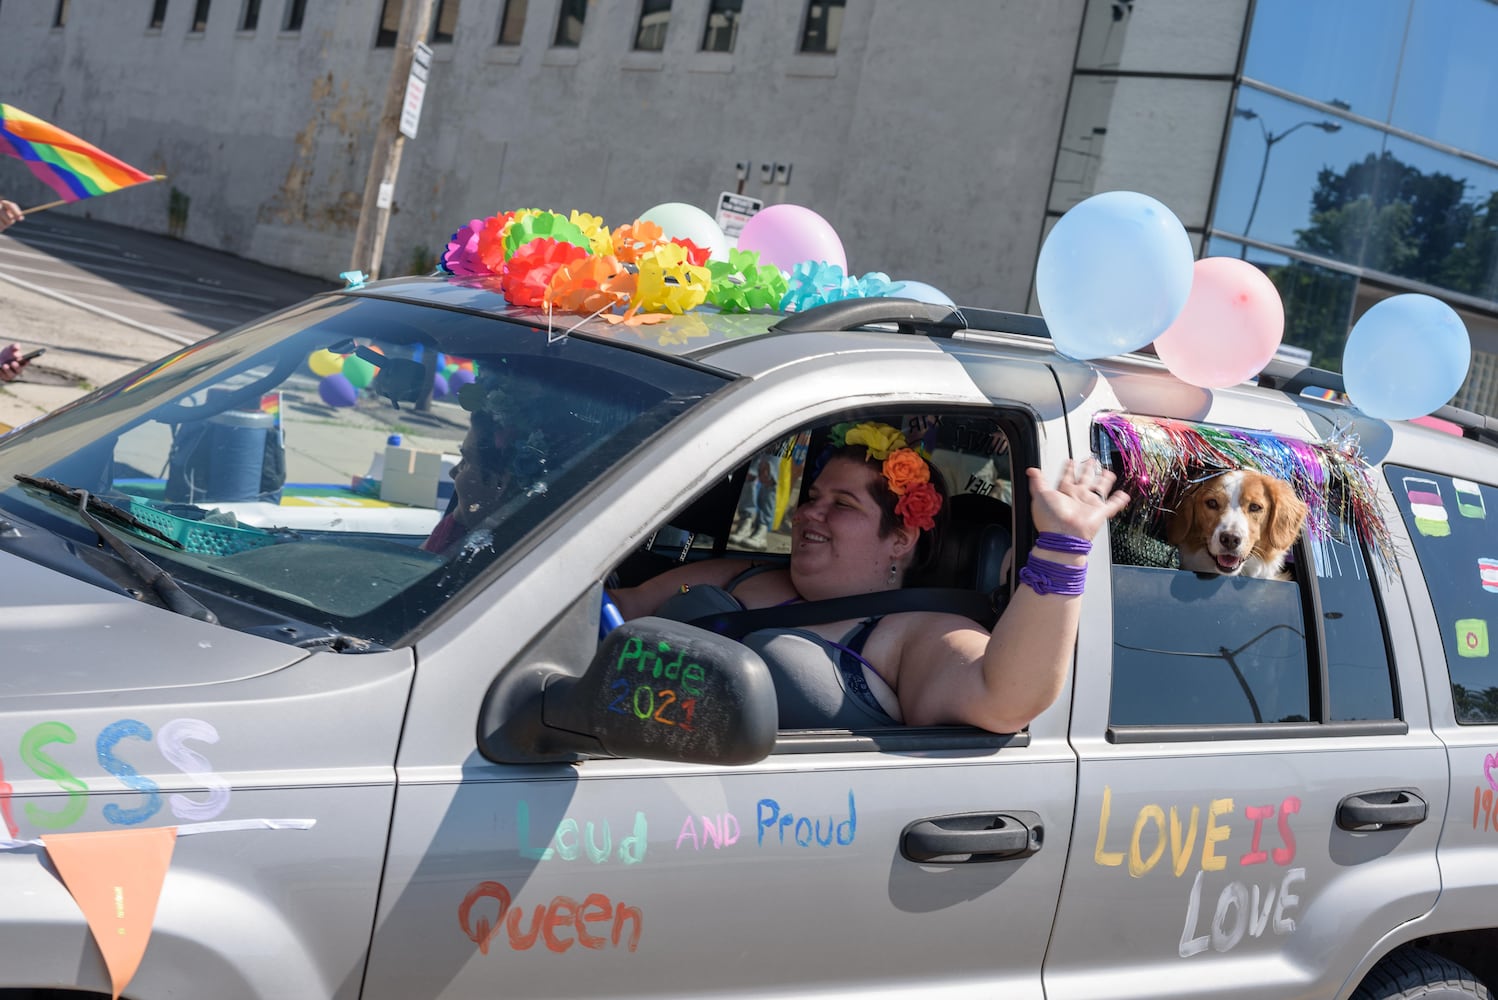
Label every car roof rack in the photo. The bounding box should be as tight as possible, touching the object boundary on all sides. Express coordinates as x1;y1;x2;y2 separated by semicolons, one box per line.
776;301;1498;448
1257;358;1498;446
769;298;1051;340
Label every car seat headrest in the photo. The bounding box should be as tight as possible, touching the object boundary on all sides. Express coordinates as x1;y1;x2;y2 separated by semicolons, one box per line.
910;491;1012;594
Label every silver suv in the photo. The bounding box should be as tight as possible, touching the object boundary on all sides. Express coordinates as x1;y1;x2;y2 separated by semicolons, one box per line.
0;277;1493;1000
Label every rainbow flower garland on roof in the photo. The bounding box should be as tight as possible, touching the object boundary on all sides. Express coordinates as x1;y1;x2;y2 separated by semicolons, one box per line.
1093;412;1396;573
439;208;907;320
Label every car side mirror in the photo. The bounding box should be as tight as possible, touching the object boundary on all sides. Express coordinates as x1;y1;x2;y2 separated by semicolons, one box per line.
478;617;778;766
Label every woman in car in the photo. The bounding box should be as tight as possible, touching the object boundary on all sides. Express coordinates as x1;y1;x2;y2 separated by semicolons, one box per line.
611;422;1129;734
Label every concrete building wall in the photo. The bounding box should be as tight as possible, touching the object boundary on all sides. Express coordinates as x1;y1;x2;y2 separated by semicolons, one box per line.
0;0;1089;310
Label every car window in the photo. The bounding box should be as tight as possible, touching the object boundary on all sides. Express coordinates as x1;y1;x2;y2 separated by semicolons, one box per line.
1387;465;1498;723
1098;414;1399;736
0;295;725;646
612;408;1028;742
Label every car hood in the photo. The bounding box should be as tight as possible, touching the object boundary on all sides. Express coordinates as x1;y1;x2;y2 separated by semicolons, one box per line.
0;550;309;700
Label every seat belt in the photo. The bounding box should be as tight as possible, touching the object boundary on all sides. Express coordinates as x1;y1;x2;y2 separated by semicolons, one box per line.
689;587;998;640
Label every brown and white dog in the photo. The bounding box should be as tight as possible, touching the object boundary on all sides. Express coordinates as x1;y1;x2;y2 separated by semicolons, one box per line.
1166;470;1308;579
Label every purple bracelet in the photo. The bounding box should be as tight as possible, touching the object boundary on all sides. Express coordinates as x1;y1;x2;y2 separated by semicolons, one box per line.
1019;553;1087;596
1035;531;1093;554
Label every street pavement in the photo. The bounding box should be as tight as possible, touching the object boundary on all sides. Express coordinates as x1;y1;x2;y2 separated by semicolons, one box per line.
0;212;335;430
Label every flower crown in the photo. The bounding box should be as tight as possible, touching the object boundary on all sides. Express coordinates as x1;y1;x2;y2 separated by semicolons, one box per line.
836;422;942;532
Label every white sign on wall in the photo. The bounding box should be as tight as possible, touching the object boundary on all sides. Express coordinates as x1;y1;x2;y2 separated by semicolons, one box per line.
715;191;763;240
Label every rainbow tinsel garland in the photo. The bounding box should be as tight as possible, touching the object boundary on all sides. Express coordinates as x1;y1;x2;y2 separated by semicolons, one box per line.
1093;412;1395;573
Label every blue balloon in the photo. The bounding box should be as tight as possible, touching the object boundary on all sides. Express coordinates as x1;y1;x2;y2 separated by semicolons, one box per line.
1343;294;1470;420
432;372;451;400
893;279;955;307
1035;191;1194;360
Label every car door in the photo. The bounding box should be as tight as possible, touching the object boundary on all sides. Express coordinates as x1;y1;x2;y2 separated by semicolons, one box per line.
1043;394;1446;1000
361;344;1081;999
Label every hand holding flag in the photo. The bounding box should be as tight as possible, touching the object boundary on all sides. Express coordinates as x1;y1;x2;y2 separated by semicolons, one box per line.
0;104;163;214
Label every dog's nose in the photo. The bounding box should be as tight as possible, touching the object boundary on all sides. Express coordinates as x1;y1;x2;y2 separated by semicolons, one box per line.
1219;531;1241;551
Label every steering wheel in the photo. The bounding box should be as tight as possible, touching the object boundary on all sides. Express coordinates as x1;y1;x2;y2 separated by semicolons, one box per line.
599;588;624;640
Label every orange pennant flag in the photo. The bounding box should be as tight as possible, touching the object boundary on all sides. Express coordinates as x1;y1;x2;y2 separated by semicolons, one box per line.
42;827;178;1000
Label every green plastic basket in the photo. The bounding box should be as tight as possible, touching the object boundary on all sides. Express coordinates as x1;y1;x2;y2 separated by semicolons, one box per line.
122;499;284;557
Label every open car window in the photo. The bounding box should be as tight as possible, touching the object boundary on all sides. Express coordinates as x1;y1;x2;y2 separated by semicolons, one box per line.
1094;413;1401;738
0;295;725;646
609;408;1027;744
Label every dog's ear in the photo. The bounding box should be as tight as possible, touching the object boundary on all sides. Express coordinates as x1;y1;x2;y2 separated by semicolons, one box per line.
1264;478;1309;553
1165;483;1199;549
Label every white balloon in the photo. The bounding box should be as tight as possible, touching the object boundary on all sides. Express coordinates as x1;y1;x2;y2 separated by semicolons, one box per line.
638;202;731;261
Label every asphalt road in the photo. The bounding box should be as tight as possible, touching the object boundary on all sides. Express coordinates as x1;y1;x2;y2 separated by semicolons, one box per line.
0;212;336;429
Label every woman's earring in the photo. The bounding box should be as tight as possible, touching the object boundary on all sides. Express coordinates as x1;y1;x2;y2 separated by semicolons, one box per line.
889;563;898;583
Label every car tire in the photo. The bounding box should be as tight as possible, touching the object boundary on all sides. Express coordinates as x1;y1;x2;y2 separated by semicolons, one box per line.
1353;947;1493;999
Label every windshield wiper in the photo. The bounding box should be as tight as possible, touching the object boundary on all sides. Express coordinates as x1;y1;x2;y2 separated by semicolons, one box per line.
13;474;218;624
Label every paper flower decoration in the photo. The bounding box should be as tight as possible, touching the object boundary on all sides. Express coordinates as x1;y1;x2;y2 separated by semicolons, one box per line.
501;238;591;308
707;249;789;312
504;211;591;260
612;220;666;264
569;211;615;256
633;242;711;315
441;219;488;276
779;261;903;313
670;238;712;268
475;212;518;274
545;254;635;314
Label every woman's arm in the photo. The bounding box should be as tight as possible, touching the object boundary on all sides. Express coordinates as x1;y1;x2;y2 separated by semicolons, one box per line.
608;558;763;621
897;458;1129;732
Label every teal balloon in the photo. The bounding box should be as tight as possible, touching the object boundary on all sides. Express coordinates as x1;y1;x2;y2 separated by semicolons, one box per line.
1035;191;1194;360
1343;294;1470;420
893;279;955;307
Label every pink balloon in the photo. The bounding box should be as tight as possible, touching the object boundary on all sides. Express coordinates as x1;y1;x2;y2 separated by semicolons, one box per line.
1153;257;1285;388
737;204;847;272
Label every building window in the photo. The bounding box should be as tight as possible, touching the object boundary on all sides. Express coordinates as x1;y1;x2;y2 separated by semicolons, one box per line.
496;0;525;44
375;0;400;46
239;0;260;31
190;0;210;32
553;0;586;47
149;0;168;29
700;0;740;52
634;0;669;51
52;0;68;28
282;0;306;31
798;0;843;54
430;0;458;43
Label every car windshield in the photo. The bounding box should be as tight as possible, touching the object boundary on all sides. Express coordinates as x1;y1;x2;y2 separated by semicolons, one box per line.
0;292;725;645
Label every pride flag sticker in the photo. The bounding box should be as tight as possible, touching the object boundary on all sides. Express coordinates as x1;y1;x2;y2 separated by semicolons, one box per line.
1456;478;1486;519
1403;477;1451;538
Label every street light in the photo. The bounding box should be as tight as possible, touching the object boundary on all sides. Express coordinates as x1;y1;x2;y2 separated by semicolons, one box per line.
1235;107;1342;253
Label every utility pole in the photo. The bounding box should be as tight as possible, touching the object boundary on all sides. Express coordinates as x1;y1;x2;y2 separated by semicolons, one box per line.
349;0;435;280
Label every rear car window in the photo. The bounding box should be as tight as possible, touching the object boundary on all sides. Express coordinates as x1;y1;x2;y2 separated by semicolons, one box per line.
1387;465;1498;723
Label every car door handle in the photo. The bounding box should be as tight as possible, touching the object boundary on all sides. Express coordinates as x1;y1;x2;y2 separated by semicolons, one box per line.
1336;789;1427;831
900;811;1042;864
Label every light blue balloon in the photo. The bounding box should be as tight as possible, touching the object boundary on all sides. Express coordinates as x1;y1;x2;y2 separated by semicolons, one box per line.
1343;294;1470;420
892;279;956;307
1035;191;1194;360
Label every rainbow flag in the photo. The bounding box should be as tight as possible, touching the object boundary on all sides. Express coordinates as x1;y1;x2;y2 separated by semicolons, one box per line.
0;103;155;203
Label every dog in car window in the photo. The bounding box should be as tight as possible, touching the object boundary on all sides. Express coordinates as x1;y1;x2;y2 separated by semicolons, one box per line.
1166;470;1308;580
